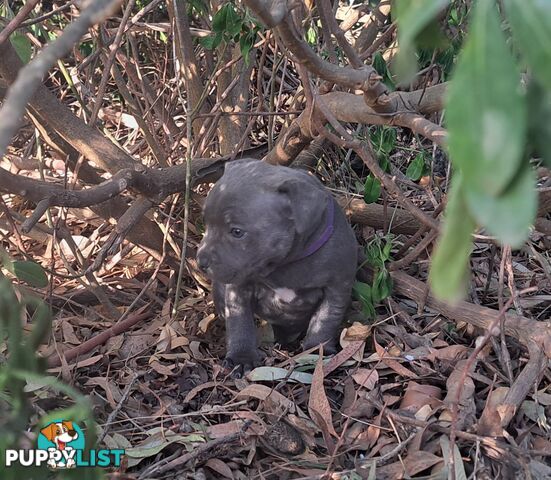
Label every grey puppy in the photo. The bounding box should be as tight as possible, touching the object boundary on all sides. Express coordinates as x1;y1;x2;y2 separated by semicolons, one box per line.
197;159;357;376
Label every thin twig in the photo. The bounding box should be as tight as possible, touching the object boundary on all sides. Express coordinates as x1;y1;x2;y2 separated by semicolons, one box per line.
0;0;41;46
0;0;124;159
98;373;140;444
89;0;136;124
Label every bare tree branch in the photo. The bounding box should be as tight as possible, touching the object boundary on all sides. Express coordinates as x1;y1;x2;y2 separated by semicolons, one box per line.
244;0;390;109
0;0;41;46
0;0;124;160
265;84;447;166
89;0;136;125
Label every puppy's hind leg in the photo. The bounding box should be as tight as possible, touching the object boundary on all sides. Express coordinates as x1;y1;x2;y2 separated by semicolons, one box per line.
302;285;351;354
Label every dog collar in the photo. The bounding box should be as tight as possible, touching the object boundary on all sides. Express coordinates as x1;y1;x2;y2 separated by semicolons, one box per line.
295;196;335;261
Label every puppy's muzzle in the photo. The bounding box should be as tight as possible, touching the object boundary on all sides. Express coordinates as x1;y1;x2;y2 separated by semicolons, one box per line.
197;246;215;273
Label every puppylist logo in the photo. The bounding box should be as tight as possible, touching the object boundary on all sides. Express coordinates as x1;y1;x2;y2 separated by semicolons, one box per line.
5;419;125;469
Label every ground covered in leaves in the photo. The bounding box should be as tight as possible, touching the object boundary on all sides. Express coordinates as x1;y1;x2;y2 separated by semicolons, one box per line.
15;149;550;479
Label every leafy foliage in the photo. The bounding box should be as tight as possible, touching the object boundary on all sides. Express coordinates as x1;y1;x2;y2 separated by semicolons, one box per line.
406;152;430;181
394;0;450;82
0;275;99;479
199;2;260;63
354;236;393;320
393;0;549;301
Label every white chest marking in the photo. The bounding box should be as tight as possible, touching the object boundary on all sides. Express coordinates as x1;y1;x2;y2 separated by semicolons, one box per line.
273;288;297;303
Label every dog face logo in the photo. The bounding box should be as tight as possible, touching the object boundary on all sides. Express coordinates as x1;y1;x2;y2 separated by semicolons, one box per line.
4;417;125;469
38;420;83;469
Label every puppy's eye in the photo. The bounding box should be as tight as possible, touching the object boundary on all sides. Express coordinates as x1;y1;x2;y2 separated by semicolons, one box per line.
230;227;245;238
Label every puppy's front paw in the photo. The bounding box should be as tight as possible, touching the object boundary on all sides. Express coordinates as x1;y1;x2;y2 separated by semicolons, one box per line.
223;350;264;378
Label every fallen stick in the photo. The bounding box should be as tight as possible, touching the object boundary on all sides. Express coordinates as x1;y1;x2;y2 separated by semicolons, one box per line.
47;308;152;368
390;270;551;357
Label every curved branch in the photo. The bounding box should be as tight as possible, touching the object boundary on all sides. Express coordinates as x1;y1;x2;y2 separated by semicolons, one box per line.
244;0;390;109
266;85;447;166
0;0;124;160
0;0;41;46
244;0;289;28
391;270;551;357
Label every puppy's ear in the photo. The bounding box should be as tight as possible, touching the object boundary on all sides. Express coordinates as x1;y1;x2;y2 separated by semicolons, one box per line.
276;177;327;237
40;424;56;442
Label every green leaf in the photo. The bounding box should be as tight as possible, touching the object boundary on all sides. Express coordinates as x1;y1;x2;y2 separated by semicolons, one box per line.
212;4;229;33
306;26;317;45
363;175;381;204
353;282;376;319
10;33;32;63
365;239;384;268
527;81;551;168
406;153;426;181
382;240;393;262
372;270;392;303
372;52;395;89
199;33;223;50
379;154;391;173
394;0;450;82
464;164;537;248
505;0;551;90
429;176;476;302
12;261;48;288
239;28;256;63
446;0;527;196
246;366;313;384
188;0;208;16
379;127;396;154
225;5;243;37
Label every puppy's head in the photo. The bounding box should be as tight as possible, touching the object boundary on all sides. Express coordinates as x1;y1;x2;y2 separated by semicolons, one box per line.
197;159;326;284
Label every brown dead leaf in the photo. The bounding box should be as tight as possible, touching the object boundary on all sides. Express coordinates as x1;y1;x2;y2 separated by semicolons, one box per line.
86;377;122;409
374;336;418;379
441;359;477;429
443;359;476;406
47;354;103;373
284;414;318;448
236;384;295;413
205;458;234;479
105;334;124;355
183;381;218;403
156;325;178;353
340;322;370;361
207;420;242;438
400;381;442;413
533;435;551;454
61;321;80;345
207;416;264;439
370;450;443;479
342;322;372;340
433;344;470;361
149;359;175;376
308;351;337;440
351;368;379;390
198;313;216;333
119;332;154;359
477;387;509;437
323;340;364;376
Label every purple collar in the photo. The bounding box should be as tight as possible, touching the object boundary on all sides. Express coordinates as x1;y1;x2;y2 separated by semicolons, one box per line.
294;197;335;261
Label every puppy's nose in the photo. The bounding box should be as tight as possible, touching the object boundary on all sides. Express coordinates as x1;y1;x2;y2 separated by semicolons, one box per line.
197;253;211;272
